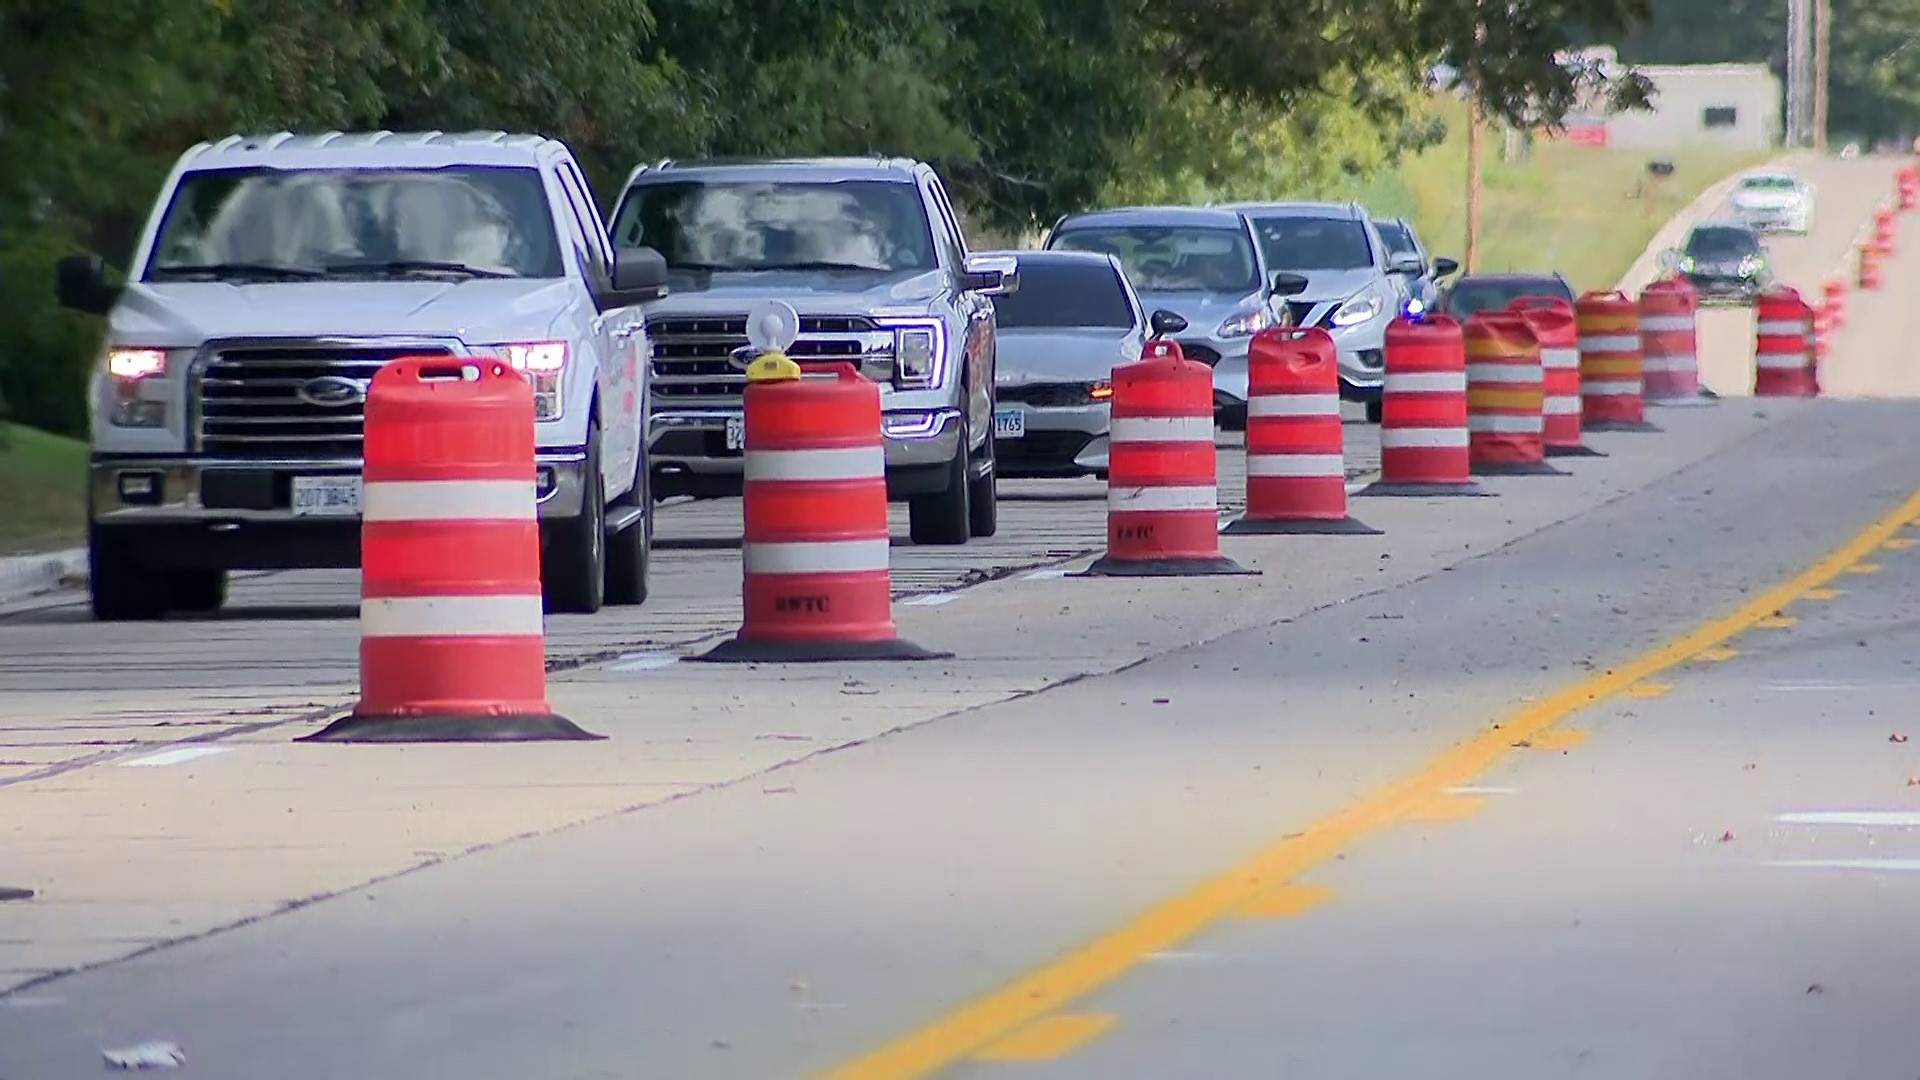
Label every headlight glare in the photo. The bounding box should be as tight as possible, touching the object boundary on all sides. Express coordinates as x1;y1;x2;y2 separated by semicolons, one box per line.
1215;308;1274;339
1331;290;1385;328
494;341;567;419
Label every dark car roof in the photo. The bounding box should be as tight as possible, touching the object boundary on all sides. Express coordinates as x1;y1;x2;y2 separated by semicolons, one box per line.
1050;206;1251;232
1449;272;1569;287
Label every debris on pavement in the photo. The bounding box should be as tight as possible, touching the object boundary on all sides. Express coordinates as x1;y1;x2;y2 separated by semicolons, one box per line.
1806;983;1825;996
1719;830;1736;843
102;1042;186;1070
1892;733;1910;744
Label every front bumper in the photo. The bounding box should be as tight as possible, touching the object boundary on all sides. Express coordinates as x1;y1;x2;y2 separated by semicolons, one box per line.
1734;209;1808;234
1208;318;1388;410
648;407;964;499
993;401;1109;477
1685;276;1763;304
88;451;590;570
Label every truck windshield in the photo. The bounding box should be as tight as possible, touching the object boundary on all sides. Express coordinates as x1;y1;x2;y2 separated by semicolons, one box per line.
1250;216;1375;272
609;179;937;274
1048;226;1258;293
993;260;1136;330
1685;227;1759;260
143;166;564;280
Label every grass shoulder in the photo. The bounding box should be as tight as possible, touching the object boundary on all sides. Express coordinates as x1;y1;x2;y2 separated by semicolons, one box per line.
0;422;87;555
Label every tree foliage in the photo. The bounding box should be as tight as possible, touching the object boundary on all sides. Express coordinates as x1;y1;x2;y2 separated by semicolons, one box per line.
0;0;1647;433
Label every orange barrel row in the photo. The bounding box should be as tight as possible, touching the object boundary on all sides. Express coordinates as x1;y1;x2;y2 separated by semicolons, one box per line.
1901;164;1918;211
1224;327;1376;535
1464;312;1560;476
1363;315;1485;497
1860;240;1884;289
1876;207;1897;255
1575;292;1652;430
1636;277;1700;400
1507;297;1591;455
1825;275;1849;329
1754;287;1818;398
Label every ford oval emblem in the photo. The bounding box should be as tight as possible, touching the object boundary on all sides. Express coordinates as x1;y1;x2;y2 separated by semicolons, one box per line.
295;375;367;408
728;345;759;372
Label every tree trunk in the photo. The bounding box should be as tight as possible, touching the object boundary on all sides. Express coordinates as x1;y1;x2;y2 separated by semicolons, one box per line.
1466;91;1483;273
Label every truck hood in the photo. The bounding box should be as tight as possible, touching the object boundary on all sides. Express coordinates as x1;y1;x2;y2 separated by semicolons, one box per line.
107;279;579;347
1732;191;1799;210
996;328;1136;386
646;268;946;316
1132;288;1267;331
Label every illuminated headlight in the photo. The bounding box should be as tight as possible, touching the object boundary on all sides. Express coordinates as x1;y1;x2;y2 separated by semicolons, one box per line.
1215;307;1274;339
1738;255;1761;276
1679;256;1697;273
497;341;567;420
104;347;168;428
885;321;946;389
1331;290;1385;328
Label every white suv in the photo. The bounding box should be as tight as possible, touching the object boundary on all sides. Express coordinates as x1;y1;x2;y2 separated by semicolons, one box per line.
55;131;668;620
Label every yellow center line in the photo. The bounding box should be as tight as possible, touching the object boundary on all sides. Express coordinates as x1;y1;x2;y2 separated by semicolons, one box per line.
816;485;1920;1080
973;1014;1115;1063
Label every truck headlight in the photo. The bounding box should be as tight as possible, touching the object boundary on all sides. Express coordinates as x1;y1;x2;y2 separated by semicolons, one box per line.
1215;307;1274;339
1330;289;1385;328
498;341;566;420
884;321;946;389
104;347;168;427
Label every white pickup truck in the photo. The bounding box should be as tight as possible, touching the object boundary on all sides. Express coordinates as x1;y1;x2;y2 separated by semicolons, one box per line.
54;130;668;620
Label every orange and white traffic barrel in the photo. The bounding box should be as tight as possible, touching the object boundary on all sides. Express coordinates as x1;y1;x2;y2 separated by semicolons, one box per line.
1224;326;1378;535
1084;340;1252;576
1876;207;1897;255
1465;312;1564;476
1508;295;1602;456
699;358;944;662
1813;299;1833;365
306;357;594;743
1900;166;1918;211
1824;274;1848;329
1637;276;1707;404
1754;287;1817;398
1860;241;1884;290
1359;314;1488;497
1576;291;1659;432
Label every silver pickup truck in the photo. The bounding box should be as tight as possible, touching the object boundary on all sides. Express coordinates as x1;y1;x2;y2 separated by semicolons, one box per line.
607;157;1015;545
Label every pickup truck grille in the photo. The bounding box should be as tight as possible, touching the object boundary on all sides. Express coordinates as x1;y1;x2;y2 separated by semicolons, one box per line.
647;314;893;405
999;383;1098;408
196;342;453;458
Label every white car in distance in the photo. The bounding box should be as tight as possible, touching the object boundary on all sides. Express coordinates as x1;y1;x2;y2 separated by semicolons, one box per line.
1728;169;1814;236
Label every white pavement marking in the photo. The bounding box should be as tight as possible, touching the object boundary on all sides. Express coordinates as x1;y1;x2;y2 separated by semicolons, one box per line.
902;593;960;607
608;653;681;673
1777;811;1920;827
1766;859;1920;872
1022;568;1071;581
119;746;231;768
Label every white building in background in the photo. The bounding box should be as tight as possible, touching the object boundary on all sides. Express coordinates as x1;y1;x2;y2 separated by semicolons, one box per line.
1604;64;1782;151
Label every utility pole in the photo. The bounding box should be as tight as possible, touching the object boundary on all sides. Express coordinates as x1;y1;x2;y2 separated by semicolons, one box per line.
1465;5;1485;272
1786;0;1813;146
1813;0;1830;150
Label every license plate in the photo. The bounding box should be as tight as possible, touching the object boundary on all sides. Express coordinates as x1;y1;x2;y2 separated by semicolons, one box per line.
724;415;746;452
290;476;361;517
993;407;1026;440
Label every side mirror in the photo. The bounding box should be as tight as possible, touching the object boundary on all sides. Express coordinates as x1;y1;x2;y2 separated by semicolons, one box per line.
602;246;669;308
55;253;120;317
1431;256;1460;278
1147;309;1189;339
1270;271;1309;297
960;253;1019;296
1387;253;1423;276
1656;248;1678;271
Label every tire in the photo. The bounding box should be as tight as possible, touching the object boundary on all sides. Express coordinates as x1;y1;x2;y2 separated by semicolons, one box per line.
170;569;229;614
543;422;607;615
1365;398;1384;424
908;421;972;546
89;526;170;622
604;449;651;607
968;432;998;539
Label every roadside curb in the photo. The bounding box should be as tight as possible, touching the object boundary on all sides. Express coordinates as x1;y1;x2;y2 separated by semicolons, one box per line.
1615;151;1805;294
0;548;86;603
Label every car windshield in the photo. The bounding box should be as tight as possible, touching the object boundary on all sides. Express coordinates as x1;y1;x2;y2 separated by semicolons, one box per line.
1443;278;1574;320
1741;176;1798;191
609;179;936;274
1048;225;1258;293
993;260;1136;330
1375;221;1417;258
144;166;563;280
1250;216;1375;271
1686;227;1759;259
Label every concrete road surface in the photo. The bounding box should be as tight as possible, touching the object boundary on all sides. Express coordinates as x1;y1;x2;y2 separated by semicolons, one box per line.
3;153;1918;1078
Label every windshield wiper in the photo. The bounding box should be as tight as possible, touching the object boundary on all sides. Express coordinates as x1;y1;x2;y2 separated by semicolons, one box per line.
148;261;324;281
666;260;745;274
760;260;891;273
322;259;515;279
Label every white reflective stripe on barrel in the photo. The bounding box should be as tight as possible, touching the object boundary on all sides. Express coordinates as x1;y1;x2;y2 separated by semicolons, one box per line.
744;538;892;575
1466;364;1543;385
1640;355;1696;372
1380;427;1470;449
1583;380;1643;396
361;594;545;638
1639;315;1694;332
1108;485;1217;512
1757;320;1810;335
1468;414;1544;433
361;480;535;523
1756;353;1812;370
1248;393;1341;417
1579;335;1640;352
1384;371;1467;393
745;446;886;482
1110;416;1215;443
1245;453;1345;478
1544;396;1582;415
1540;347;1580;370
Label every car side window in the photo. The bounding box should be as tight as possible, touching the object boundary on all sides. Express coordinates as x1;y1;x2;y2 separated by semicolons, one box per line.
923;176;968;267
553;164;608;284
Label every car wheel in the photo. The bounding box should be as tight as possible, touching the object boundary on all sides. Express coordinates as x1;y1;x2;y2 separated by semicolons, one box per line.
909;420;972;546
604;445;651;607
968;429;998;539
89;527;170;622
170;569;229;614
543;421;607;615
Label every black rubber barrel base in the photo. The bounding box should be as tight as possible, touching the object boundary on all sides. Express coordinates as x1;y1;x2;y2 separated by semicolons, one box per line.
1546;443;1607;458
1585;420;1664;433
1075;554;1258;578
692;636;951;663
300;712;603;743
0;886;34;902
1223;515;1382;536
1650;396;1716;409
1471;460;1570;477
1357;480;1495;498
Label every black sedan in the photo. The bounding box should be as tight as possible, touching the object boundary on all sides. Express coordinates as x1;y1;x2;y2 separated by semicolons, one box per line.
1666;223;1771;306
1435;272;1577;321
